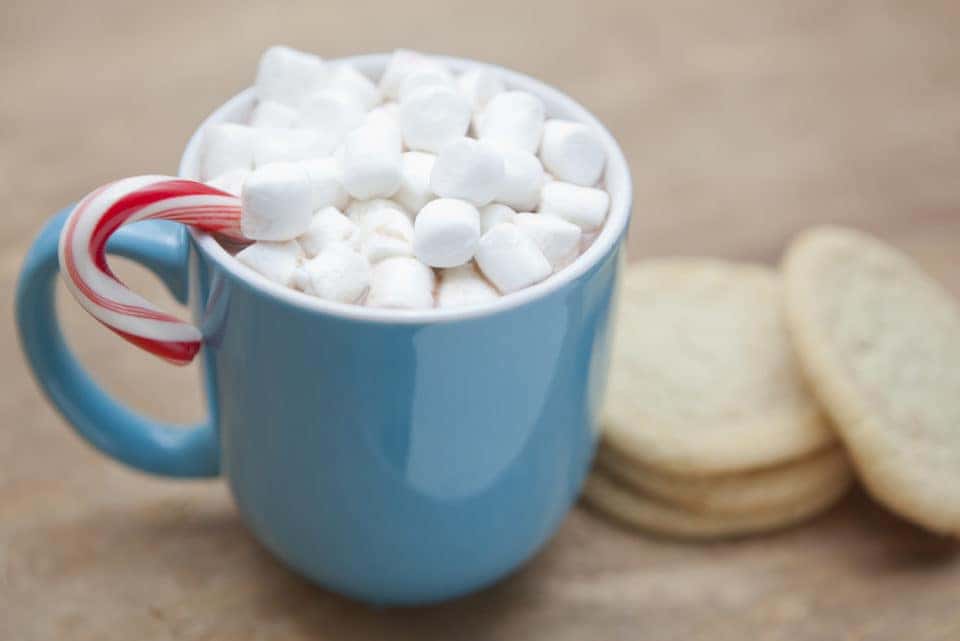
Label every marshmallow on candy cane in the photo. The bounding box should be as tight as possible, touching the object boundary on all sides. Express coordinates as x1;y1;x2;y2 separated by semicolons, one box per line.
58;175;245;365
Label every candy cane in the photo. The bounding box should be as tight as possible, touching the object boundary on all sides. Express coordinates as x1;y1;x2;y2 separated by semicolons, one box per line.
58;175;246;365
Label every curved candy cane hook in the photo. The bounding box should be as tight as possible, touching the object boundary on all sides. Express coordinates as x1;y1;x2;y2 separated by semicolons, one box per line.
58;176;245;365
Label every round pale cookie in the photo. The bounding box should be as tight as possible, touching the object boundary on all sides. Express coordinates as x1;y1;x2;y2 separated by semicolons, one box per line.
596;445;853;516
783;226;960;536
603;259;835;476
582;468;851;541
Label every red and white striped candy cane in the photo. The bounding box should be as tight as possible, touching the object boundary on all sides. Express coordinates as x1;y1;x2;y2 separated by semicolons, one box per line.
58;175;246;365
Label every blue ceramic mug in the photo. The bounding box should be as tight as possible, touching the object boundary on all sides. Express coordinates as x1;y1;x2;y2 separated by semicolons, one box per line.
15;54;632;605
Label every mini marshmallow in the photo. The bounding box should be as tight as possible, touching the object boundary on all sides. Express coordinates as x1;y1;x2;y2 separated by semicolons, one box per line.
399;86;472;153
236;240;304;286
379;49;446;100
398;67;455;102
365;102;401;132
341;124;403;199
430;138;504;206
332;140;345;164
241;162;314;241
539;119;606;186
297;206;358;257
298;90;366;142
301;157;349;211
356;204;413;235
325;64;381;111
436;264;500;308
294;243;370;303
367;256;436;309
457;68;505;110
580;230;599;254
206;168;250;197
393;151;436;213
346;198;409;224
414;198;481;268
254;128;337;166
478;203;517;234
363;233;416;264
250;100;298;129
358;207;416;263
538;181;610;231
495;147;545;210
201;123;256;180
475;223;552;293
476;91;546;153
255;46;328;107
514;212;582;271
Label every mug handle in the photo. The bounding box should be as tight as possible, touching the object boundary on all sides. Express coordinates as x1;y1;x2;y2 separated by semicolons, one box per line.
15;207;219;477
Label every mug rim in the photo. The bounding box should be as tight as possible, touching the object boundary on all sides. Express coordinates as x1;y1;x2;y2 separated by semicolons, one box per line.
180;52;633;325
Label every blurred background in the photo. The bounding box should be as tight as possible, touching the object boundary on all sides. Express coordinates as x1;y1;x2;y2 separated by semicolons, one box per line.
2;1;959;639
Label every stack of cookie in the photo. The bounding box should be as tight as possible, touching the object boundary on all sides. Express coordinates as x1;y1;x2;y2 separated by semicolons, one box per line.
585;226;960;540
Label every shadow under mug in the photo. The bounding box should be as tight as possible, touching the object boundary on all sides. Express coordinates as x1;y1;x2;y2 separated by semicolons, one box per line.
15;54;632;605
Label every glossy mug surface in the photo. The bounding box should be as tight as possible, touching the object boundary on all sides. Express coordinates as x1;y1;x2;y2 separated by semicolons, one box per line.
15;54;632;605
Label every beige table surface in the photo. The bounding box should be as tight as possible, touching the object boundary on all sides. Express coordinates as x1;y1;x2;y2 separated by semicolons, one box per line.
2;1;960;639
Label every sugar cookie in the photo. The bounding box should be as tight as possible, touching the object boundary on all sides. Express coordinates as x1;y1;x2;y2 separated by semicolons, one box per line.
604;260;835;475
783;226;960;536
597;445;852;516
582;468;850;540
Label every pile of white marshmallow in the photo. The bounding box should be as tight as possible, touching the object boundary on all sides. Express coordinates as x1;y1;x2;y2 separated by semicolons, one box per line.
201;46;611;310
